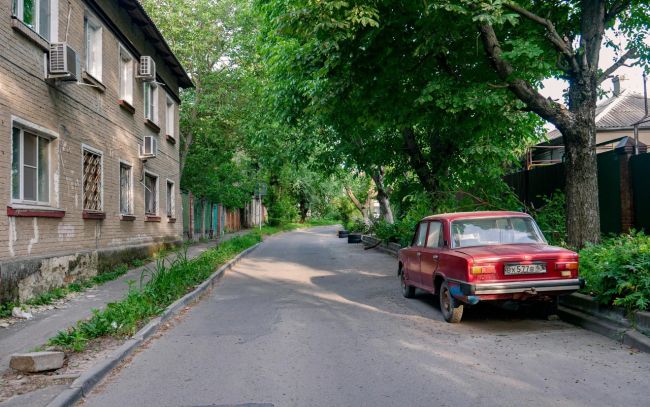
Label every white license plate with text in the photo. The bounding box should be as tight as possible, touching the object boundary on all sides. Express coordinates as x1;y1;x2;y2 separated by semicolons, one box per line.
504;263;546;275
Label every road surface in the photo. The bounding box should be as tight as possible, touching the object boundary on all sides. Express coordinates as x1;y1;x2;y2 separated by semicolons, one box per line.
81;226;650;407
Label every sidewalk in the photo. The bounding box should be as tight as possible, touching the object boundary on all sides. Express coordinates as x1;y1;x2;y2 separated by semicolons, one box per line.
0;230;250;370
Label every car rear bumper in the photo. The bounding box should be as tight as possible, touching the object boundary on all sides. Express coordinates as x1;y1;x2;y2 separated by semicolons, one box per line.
460;278;584;296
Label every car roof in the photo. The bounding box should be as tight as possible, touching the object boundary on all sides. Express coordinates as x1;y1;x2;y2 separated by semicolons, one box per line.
422;211;531;222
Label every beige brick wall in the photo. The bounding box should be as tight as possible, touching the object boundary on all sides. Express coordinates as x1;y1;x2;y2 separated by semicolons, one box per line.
0;0;185;263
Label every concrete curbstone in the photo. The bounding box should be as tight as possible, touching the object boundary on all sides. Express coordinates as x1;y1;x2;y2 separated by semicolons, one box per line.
44;387;83;407
45;242;260;407
70;339;141;396
557;306;628;341
622;329;650;354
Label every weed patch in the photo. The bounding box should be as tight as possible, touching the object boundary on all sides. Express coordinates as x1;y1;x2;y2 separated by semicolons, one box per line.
48;234;261;352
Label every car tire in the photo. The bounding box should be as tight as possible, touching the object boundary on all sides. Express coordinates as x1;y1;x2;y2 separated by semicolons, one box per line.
400;270;415;298
440;281;463;323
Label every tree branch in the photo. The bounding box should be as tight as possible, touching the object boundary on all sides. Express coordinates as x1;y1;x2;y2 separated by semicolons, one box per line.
504;2;576;67
345;186;365;216
597;47;638;84
478;23;574;130
606;0;631;21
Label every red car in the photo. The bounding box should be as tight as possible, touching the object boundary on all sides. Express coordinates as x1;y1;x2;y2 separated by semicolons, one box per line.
398;211;583;323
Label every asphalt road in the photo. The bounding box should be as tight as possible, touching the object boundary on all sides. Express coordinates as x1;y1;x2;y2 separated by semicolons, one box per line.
81;226;650;407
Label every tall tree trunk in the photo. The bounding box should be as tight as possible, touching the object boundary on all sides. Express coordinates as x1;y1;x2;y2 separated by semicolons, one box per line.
402;128;437;196
299;198;308;223
560;75;601;247
370;168;394;224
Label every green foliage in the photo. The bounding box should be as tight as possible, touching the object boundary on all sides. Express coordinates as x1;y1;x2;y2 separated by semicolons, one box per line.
579;231;650;313
26;288;67;306
530;191;567;247
92;264;130;285
0;301;18;318
48;234;261;352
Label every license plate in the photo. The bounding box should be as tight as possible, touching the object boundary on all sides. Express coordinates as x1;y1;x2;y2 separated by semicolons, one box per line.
504;263;546;275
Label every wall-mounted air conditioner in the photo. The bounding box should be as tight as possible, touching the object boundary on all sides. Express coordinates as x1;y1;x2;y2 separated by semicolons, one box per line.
137;56;156;81
140;136;158;159
48;42;79;81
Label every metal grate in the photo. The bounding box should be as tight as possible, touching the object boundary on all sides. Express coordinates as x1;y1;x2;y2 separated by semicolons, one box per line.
49;43;66;73
83;150;102;211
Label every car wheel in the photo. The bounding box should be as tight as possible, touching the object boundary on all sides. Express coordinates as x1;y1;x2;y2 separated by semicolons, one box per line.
439;281;463;323
400;270;415;298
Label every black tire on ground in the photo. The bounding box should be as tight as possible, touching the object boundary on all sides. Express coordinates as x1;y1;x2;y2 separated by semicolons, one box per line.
439;280;464;323
347;233;362;243
338;230;349;238
400;270;415;298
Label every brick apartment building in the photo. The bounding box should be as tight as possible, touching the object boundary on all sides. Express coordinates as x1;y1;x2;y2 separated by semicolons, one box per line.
0;0;193;302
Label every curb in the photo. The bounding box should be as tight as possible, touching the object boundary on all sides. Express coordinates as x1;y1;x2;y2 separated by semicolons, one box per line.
45;242;260;407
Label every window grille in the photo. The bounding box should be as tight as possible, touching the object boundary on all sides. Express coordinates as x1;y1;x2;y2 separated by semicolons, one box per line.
83;149;102;211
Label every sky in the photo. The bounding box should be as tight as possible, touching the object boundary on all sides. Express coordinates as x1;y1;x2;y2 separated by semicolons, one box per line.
538;44;647;130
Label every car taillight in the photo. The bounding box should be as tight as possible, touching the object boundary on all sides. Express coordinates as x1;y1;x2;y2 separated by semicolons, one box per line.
471;264;497;275
556;261;578;277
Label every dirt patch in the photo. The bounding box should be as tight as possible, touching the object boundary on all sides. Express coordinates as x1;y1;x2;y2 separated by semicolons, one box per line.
0;336;123;403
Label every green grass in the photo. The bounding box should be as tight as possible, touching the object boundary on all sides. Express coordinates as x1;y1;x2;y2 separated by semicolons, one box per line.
48;233;262;352
0;302;18;318
91;264;130;285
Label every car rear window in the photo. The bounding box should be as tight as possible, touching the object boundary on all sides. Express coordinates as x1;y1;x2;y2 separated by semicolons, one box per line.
451;217;546;248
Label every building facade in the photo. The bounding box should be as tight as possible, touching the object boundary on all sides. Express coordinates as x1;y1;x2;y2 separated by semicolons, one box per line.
0;0;192;302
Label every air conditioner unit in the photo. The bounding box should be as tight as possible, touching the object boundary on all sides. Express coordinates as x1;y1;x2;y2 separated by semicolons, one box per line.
137;56;156;81
140;136;158;159
48;42;79;81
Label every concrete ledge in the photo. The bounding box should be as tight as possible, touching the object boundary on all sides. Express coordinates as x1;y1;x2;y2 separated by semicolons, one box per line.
46;242;260;407
559;295;650;354
361;235;399;258
557;306;627;341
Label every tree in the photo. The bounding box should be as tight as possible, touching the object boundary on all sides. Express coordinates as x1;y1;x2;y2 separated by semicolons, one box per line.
453;0;649;247
259;0;541;220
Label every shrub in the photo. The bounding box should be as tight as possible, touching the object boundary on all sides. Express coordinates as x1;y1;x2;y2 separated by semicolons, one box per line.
579;231;650;312
530;191;567;247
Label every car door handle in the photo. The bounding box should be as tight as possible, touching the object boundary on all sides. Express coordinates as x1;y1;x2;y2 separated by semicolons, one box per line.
416;252;421;257
432;255;439;260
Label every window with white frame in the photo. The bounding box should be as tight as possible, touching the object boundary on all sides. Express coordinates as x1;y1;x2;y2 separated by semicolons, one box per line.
144;173;158;215
166;180;175;217
119;46;134;104
12;126;50;204
119;163;132;215
144;82;158;123
82;148;103;211
165;96;175;137
13;0;51;40
84;14;102;80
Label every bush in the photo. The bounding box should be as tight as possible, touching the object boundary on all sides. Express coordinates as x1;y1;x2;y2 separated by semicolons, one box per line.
345;218;370;234
579;231;650;312
530;191;567;247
